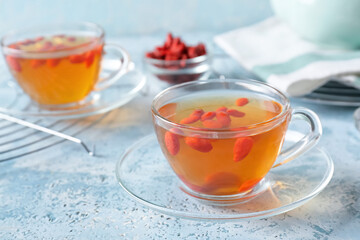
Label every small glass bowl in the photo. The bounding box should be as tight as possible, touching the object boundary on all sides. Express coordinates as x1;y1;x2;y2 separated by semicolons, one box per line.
143;53;212;85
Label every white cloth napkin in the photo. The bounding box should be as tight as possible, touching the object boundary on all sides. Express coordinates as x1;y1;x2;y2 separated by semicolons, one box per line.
214;18;360;96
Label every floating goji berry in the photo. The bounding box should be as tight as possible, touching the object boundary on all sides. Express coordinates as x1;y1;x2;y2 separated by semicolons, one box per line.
201;111;216;121
216;106;228;112
180;109;204;124
30;59;46;68
202;119;223;129
227;109;245;118
185;134;212;153
47;58;61;67
216;111;231;128
85;50;95;68
96;44;103;56
69;53;86;63
164;131;180;156
233;137;254;162
236;98;249;107
6;56;21;72
238;178;262;192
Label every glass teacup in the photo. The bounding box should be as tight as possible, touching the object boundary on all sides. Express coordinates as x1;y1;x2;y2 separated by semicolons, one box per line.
151;79;322;202
1;22;129;108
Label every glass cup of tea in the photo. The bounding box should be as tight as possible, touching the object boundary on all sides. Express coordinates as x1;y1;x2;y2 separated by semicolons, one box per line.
1;22;130;108
151;79;322;203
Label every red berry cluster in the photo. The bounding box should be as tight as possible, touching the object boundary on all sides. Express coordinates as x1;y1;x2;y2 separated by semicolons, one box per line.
146;33;206;61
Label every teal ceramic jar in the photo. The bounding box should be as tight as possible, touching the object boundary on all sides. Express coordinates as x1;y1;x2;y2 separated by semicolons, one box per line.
271;0;360;49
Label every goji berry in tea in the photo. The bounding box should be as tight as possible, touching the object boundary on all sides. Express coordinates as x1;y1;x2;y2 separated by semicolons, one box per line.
185;135;213;153
69;53;86;64
216;106;228;112
30;59;46;68
216;111;231;128
6;56;21;72
202;119;223;129
180;109;204;124
236;98;249;107
46;58;61;67
200;111;216;121
233;137;254;162
164;131;180;156
227;109;245;118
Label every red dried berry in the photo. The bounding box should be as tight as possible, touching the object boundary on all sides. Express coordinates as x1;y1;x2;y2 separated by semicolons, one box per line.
216;106;228;112
30;59;46;68
85;50;95;68
185;135;213;153
201;111;216;121
236;98;249;107
216;111;231;128
47;58;61;67
6;56;21;72
164;131;180;156
180;109;204;124
233;137;254;162
69;53;86;63
227;109;245;118
202;119;223;129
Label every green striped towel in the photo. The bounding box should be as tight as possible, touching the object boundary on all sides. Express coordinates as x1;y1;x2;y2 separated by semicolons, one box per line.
215;18;360;96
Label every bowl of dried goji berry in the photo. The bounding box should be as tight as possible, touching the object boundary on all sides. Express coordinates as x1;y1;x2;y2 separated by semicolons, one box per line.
144;33;211;85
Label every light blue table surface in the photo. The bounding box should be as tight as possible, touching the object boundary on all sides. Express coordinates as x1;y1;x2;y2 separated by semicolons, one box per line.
0;32;359;240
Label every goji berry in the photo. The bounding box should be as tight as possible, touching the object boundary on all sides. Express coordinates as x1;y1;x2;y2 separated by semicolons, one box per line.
185;134;212;153
180;109;204;124
69;53;86;63
227;109;245;118
202;119;223;129
216;111;231;128
30;59;46;68
216;106;228;112
47;58;61;67
85;50;95;68
233;137;254;162
201;111;216;121
236;98;249;107
164;131;180;156
6;56;21;72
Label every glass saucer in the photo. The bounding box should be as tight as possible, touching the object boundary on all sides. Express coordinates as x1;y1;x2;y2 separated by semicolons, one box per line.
115;130;334;221
0;64;146;119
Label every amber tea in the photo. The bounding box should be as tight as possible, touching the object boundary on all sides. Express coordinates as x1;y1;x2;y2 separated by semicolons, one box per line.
154;91;290;196
4;35;103;105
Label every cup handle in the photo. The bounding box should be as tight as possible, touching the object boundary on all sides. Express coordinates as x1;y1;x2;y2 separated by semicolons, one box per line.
272;107;322;168
94;44;131;91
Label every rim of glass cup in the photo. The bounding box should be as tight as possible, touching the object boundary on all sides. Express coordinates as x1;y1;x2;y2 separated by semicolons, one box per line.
1;22;104;59
151;78;291;135
144;53;210;65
